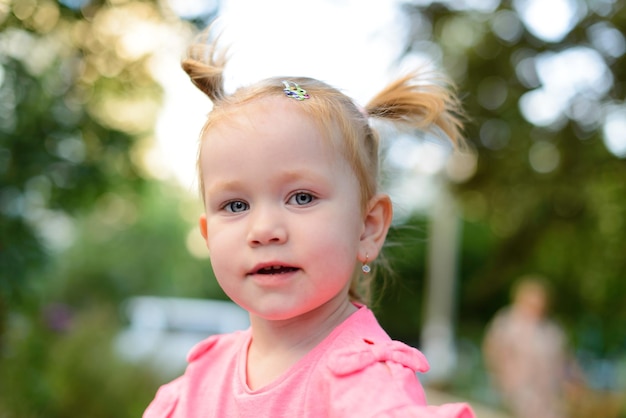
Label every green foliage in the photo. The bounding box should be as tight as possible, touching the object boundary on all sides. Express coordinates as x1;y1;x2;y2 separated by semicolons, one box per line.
43;180;224;307
402;0;626;355
0;0;162;319
375;217;430;343
0;179;223;416
0;305;161;417
0;2;212;415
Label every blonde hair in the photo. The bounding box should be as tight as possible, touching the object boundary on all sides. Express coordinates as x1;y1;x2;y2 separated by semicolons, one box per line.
182;29;464;304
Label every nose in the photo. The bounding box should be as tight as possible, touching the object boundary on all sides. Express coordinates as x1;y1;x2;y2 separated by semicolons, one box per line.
246;205;287;247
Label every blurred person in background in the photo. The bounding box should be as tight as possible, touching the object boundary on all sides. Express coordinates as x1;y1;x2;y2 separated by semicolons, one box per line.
483;275;572;418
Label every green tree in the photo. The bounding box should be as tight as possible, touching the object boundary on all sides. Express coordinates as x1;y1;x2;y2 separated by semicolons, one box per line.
401;1;626;354
0;0;164;338
0;2;226;416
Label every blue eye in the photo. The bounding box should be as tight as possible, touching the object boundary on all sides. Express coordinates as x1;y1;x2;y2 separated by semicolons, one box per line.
289;192;315;206
224;200;249;213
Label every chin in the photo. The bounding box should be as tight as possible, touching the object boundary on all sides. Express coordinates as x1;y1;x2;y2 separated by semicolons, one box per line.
249;303;313;322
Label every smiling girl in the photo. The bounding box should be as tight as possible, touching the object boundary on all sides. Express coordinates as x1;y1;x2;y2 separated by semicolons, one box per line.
143;31;474;418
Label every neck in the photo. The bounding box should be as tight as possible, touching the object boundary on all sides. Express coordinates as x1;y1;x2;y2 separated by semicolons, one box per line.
245;297;358;390
249;297;358;355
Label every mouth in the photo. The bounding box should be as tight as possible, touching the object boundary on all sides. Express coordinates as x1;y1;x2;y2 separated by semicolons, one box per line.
251;265;299;275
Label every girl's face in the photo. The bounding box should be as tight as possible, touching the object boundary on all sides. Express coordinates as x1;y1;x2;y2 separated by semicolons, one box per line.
198;97;366;321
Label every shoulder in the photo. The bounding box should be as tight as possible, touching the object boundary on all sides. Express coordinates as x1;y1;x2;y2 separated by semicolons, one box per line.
143;376;183;418
319;334;475;417
488;307;513;327
326;338;430;376
314;307;433;414
143;331;247;417
325;306;429;376
484;308;515;340
186;330;247;362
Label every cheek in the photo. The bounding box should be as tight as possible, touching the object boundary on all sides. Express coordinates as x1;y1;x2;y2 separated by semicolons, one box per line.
207;245;240;297
204;226;238;269
204;217;235;247
307;214;361;261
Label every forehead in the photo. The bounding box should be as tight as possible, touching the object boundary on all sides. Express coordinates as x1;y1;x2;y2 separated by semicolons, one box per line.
210;94;343;140
204;96;341;152
200;96;343;165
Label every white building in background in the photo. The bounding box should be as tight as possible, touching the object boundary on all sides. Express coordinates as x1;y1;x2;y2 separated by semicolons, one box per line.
115;296;249;378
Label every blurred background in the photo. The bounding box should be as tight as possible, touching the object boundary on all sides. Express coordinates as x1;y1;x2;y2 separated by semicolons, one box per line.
1;0;625;417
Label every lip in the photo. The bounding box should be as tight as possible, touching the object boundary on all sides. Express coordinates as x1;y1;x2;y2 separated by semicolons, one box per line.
247;261;301;285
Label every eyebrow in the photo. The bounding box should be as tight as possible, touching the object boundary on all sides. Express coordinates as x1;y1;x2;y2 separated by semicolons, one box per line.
276;169;330;184
205;179;245;195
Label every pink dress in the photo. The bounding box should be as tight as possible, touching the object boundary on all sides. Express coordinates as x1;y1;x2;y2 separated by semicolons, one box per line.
144;305;474;418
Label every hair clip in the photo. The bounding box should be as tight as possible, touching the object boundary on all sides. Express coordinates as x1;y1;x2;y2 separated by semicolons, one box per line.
282;81;310;101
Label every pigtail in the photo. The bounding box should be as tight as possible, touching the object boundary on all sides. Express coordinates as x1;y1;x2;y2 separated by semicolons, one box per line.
181;29;228;102
365;71;464;146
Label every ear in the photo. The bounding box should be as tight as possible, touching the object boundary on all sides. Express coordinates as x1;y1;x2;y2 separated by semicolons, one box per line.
199;214;209;244
358;193;393;262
